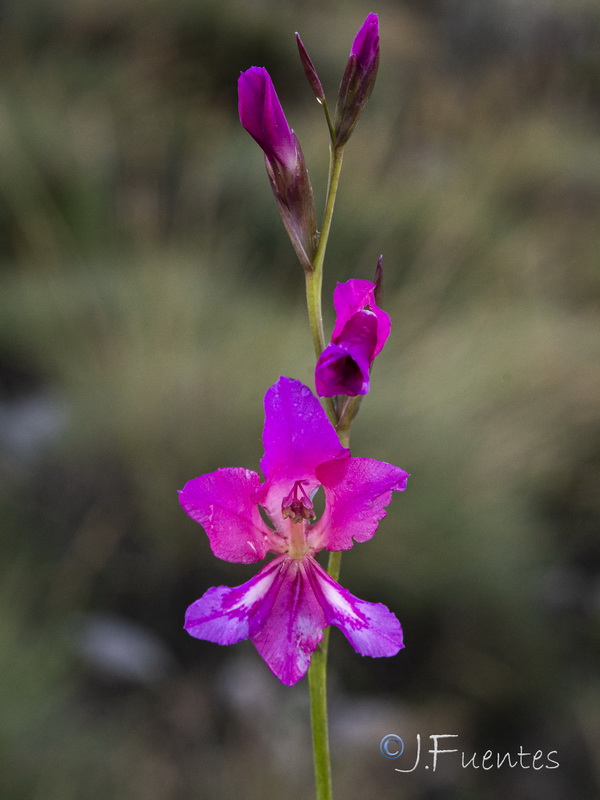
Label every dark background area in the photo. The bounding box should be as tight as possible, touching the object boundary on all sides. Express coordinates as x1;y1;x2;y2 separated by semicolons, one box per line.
1;0;599;798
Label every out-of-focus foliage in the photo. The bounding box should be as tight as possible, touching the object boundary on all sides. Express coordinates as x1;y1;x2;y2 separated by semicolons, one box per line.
1;1;599;798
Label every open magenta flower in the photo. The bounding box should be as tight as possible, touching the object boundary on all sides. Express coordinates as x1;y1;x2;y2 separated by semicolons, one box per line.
335;13;380;146
179;377;408;685
315;278;391;397
238;67;317;269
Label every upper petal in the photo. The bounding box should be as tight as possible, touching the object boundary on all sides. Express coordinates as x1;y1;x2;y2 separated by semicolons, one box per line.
179;467;284;563
251;557;327;685
331;279;391;357
260;376;348;485
307;556;403;657
312;457;409;551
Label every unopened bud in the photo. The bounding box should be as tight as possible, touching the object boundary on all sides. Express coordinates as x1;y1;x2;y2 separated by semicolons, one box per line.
296;33;326;102
238;67;317;268
334;14;380;147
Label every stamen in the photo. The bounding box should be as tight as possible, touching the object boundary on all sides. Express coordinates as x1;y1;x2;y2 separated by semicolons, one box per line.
281;480;316;523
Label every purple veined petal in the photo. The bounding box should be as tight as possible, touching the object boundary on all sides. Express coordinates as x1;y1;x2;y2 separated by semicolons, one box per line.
307;556;404;657
312;457;409;551
185;556;287;645
331;279;391;357
179;467;285;564
350;13;380;73
251;557;328;685
238;67;297;168
260;377;348;500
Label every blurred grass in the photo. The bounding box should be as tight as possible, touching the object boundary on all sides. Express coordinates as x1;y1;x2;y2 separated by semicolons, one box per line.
1;0;600;798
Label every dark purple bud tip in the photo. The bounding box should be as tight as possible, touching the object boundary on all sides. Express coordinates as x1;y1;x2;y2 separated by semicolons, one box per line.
374;254;384;305
296;33;325;102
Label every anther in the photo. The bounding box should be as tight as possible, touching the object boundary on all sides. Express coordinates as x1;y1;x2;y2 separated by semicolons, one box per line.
281;480;316;524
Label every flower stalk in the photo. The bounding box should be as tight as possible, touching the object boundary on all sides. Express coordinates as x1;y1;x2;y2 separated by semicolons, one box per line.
305;16;381;795
304;144;345;356
188;13;400;800
308;644;333;800
305;138;347;799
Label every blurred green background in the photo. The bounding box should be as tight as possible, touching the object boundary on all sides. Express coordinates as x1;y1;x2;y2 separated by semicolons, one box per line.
1;0;599;798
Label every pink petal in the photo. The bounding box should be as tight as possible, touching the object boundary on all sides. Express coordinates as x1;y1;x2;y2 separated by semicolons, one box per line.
179;467;284;564
312;457;409;551
259;377;348;516
308;557;404;657
185;556;286;644
251;557;327;685
331;279;391;357
185;554;403;685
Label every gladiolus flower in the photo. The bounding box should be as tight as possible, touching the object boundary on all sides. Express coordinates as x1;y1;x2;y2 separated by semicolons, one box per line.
179;377;408;685
315;278;391;397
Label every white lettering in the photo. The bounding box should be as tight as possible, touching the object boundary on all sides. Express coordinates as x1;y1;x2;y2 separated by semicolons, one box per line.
429;735;458;772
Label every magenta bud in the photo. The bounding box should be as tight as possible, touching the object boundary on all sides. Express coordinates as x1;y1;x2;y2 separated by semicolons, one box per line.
238;67;297;168
334;13;380;147
351;12;380;68
238;67;317;268
295;33;325;102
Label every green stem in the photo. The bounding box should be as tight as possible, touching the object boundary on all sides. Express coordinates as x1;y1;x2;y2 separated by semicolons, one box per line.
308;643;332;800
304;145;344;359
305;145;344;427
306;144;347;800
319;98;337;145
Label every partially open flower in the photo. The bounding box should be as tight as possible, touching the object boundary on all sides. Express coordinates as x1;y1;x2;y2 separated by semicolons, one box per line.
315;278;391;397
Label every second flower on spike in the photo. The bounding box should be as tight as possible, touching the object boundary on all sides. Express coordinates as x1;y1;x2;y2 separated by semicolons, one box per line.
315;275;391;397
